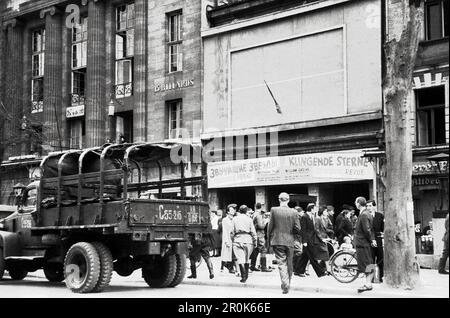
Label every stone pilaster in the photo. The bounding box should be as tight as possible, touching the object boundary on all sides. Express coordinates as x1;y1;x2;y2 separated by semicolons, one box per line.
0;27;5;160
134;0;148;142
41;7;63;152
83;0;106;147
104;0;115;141
3;19;23;158
22;27;32;155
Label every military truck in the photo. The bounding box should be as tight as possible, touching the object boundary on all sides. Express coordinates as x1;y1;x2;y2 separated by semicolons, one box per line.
0;142;211;293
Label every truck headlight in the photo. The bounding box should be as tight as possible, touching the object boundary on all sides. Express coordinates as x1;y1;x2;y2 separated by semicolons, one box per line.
0;222;4;229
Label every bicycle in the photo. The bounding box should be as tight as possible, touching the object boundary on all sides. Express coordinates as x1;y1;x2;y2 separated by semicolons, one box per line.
329;235;383;283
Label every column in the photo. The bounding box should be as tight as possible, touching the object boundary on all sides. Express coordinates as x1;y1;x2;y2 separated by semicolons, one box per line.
134;0;148;142
0;26;5;159
41;7;63;152
83;0;106;147
3;19;23;158
104;1;115;142
21;27;32;155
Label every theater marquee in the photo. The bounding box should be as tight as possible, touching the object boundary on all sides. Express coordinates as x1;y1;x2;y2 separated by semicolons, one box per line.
207;151;375;188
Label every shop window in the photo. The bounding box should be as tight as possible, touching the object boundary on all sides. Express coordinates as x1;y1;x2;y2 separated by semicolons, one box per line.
167;11;182;73
115;3;134;99
416;85;446;146
425;0;449;40
31;28;45;113
167;100;183;139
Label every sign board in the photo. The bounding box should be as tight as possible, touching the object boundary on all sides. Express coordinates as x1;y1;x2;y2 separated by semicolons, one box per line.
66;105;85;118
154;79;195;93
207;151;375;188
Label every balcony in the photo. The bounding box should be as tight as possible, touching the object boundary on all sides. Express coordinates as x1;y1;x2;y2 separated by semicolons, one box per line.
115;82;133;99
416;37;449;68
70;93;85;106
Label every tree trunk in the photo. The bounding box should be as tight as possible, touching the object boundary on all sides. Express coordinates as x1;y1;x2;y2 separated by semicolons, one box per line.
383;1;423;289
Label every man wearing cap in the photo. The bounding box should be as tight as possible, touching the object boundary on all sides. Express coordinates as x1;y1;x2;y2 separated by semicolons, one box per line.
268;192;301;294
221;204;237;273
231;205;257;283
250;203;272;272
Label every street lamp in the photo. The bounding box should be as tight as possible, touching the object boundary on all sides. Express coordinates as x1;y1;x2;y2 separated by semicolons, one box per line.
427;152;449;212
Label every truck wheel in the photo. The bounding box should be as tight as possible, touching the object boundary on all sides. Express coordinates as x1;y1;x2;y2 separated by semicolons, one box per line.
142;254;177;288
64;242;100;293
43;263;64;282
114;256;134;277
8;267;28;280
0;248;5;280
91;242;113;293
168;254;187;287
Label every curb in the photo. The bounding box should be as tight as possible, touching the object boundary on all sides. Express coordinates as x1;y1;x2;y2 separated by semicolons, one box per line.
180;278;440;298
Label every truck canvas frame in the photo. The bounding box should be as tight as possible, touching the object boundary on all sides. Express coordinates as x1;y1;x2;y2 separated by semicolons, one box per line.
0;142;211;293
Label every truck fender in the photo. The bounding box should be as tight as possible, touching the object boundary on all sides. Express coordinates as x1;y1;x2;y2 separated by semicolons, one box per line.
0;231;22;258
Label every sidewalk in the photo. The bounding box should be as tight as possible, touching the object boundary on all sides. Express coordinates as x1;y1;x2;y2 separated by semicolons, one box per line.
183;256;449;298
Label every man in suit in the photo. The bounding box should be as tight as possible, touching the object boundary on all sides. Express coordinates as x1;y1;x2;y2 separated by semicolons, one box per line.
267;192;301;294
367;199;384;282
295;203;328;278
354;196;377;293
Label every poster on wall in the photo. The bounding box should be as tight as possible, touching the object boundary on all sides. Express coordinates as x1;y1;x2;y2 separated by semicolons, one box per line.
207;150;375;188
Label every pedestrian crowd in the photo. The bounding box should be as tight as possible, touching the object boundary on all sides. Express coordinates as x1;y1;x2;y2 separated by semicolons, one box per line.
187;192;397;294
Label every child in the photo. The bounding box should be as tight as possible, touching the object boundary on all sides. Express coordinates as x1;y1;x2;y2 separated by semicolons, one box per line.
340;236;354;251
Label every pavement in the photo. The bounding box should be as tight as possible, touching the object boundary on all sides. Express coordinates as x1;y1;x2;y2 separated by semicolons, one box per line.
182;255;449;298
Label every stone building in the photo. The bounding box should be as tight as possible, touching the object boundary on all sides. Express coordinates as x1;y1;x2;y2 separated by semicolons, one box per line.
0;0;203;203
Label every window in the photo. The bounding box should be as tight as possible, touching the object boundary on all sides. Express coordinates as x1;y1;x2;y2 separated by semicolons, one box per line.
425;0;449;40
167;100;183;139
115;3;134;98
31;29;45;113
69;120;85;150
72;17;88;68
71;17;87;106
416;86;446;146
116;111;133;143
167;11;182;73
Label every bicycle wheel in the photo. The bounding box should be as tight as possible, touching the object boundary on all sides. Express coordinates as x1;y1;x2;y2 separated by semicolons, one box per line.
330;250;360;283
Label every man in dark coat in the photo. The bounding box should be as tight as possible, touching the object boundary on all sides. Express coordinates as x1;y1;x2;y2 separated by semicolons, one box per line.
295;203;328;278
267;192;301;294
336;209;354;244
367;200;384;281
354;197;377;293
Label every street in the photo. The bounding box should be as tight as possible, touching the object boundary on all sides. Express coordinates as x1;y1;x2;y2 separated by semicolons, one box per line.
0;256;448;298
0;271;343;298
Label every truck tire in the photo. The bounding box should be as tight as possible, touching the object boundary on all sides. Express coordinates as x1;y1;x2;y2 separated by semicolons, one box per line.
142;254;177;288
91;242;113;293
43;263;64;282
8;267;28;280
64;242;100;293
168;254;186;288
0;248;5;280
114;256;134;277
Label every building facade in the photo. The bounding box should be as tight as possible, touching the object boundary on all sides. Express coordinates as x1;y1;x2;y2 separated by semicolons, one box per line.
0;0;203;203
202;0;382;210
201;0;384;212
